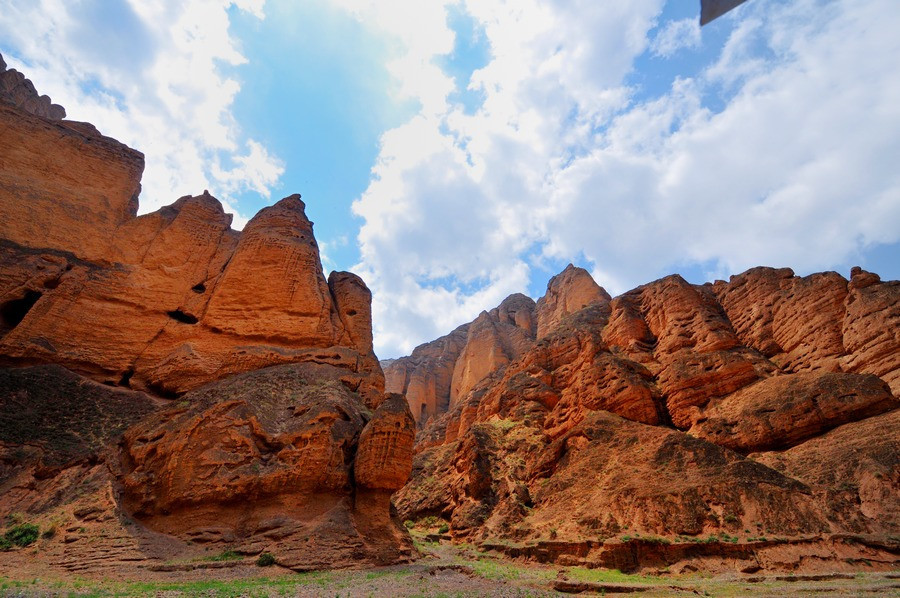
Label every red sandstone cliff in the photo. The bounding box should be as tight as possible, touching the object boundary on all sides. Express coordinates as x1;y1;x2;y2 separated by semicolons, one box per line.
395;264;900;574
0;55;414;573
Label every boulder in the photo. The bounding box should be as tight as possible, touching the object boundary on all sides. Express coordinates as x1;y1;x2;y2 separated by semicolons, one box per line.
689;372;897;452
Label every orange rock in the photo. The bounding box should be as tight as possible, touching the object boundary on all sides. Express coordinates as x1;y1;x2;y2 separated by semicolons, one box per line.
713;267;849;373
0;103;143;262
0;60;411;573
203;195;337;345
329;270;375;355
395;262;899;572
450;294;535;408
395;410;830;544
754;409;900;536
119;363;415;568
841;267;900;393
535;264;610;339
0;191;383;402
355;393;416;491
1;57;66;120
384;324;469;424
386;293;536;425
689;372;897;452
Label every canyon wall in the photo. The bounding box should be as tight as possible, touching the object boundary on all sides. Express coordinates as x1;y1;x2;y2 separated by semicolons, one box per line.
0;54;414;573
395;263;900;573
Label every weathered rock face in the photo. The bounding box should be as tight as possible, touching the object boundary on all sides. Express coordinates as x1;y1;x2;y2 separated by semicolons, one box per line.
689;372;896;453
535;264;610;339
0;103;143;262
713;266;900;394
0;57;414;574
0;188;383;403
754;409;900;535
386;267;611;428
384;324;469;425
0;57;66;120
396;262;900;573
120;364;414;569
450;294;536;409
841;267;900;393
385;293;538;426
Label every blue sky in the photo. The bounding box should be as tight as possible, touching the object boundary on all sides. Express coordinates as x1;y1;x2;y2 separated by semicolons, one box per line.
1;0;898;357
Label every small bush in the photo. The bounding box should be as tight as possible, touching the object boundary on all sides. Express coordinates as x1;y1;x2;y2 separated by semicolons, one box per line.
256;552;275;567
0;536;12;551
437;523;449;534
5;523;40;547
403;520;414;529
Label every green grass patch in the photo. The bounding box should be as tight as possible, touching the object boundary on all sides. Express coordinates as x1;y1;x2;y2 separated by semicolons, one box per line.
564;567;665;584
203;549;242;562
470;559;553;581
2;572;337;597
488;418;517;431
4;523;40;547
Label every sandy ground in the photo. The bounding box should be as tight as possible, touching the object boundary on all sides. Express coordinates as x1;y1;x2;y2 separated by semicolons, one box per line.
0;533;898;597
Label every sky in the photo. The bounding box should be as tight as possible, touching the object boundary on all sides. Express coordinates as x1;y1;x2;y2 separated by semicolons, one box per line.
1;0;898;358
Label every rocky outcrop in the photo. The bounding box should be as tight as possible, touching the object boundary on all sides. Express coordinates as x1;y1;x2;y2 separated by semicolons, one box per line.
841;267;900;393
0;56;66;120
535;264;610;339
0;102;143;262
396;262;900;573
120;364;414;569
386;293;537;426
449;294;536;409
755;409;900;535
689;372;896;453
713;266;900;394
387;268;609;428
0;57;414;574
0;189;384;404
384;324;469;425
396;410;829;543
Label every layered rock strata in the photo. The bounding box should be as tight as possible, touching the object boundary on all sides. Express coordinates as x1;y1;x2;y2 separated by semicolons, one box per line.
385;268;603;426
395;263;900;573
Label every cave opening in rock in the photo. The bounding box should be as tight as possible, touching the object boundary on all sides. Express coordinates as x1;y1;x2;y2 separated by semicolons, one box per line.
119;369;135;387
0;290;43;333
167;309;198;324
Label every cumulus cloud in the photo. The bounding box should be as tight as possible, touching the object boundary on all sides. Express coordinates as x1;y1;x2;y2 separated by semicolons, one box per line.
0;0;282;228
650;18;701;58
342;0;900;358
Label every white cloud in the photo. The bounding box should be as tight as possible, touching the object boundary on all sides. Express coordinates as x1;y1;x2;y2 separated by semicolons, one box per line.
341;0;664;356
342;0;900;359
650;17;701;58
0;0;283;227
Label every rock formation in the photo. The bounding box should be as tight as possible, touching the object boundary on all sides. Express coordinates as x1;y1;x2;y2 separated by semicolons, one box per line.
119;364;413;569
385;268;604;427
395;263;900;573
0;54;414;574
